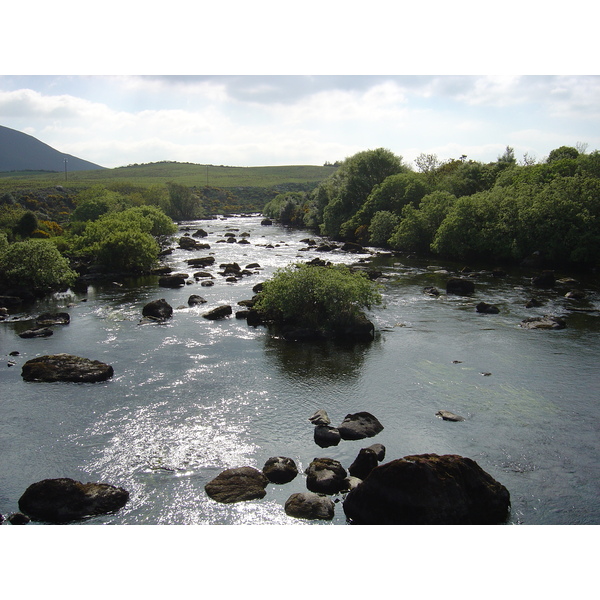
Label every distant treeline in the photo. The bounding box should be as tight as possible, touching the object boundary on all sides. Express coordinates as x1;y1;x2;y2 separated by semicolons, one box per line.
262;146;600;269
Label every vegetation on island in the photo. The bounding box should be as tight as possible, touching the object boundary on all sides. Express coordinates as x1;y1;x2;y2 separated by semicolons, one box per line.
264;144;600;269
253;263;382;333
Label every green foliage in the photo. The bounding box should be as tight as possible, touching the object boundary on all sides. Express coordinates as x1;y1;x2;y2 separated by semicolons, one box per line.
96;229;160;272
13;210;38;238
166;182;204;221
263;192;307;226
0;238;77;292
368;211;400;247
254;263;382;331
547;146;579;163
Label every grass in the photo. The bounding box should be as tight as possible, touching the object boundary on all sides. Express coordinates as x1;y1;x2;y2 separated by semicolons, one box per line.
0;162;338;191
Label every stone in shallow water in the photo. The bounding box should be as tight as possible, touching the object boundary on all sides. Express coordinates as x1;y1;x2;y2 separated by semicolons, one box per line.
436;410;465;422
205;467;269;503
262;456;298;484
337;411;384;440
21;354;114;382
284;492;335;520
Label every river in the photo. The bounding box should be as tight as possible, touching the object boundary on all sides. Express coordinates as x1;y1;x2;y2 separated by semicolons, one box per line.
1;214;599;525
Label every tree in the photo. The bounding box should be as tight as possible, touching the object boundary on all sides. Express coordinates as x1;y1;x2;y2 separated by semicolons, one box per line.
96;230;160;272
166;182;204;221
547;146;579;163
0;239;77;293
13;210;38;238
253;263;381;331
368;211;400;247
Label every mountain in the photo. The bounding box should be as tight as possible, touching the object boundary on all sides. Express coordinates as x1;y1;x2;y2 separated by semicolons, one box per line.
0;125;106;172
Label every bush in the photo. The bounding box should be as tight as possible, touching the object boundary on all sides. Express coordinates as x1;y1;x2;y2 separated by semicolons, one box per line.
369;211;400;247
96;230;160;272
253;263;381;331
0;239;77;292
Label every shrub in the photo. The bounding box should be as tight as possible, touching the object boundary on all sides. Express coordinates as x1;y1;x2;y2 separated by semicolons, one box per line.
96;230;160;272
0;239;77;292
253;263;381;331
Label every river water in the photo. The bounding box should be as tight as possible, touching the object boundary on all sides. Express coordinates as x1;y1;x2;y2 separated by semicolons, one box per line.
1;215;599;525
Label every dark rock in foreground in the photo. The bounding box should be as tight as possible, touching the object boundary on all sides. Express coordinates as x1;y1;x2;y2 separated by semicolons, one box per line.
343;454;510;525
338;411;384;440
314;425;341;448
142;298;173;320
348;447;379;480
8;512;30;525
446;278;475;295
284;492;335;520
262;456;298;484
21;354;114;382
520;315;566;330
202;305;233;320
205;467;269;503
305;458;347;495
476;302;499;314
19;477;129;522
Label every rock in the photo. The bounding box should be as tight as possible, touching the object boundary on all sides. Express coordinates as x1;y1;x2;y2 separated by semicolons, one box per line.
525;298;543;308
314;425;341;448
21;354;114;383
305;458;348;495
8;512;30;525
344;476;363;491
337;312;375;342
179;236;209;250
204;466;269;503
337;412;384;440
262;457;298;484
187;256;216;268
261;218;273;226
365;443;386;461
423;287;440;296
565;289;586;300
531;270;555;288
308;409;331;426
436;410;465;422
36;312;70;326
245;263;260;269
476;302;499;314
0;295;23;308
187;294;207;306
142;298;173;320
19;327;54;338
343;454;511;525
521;250;544;268
520;315;566;330
348;447;379;480
192;228;208;237
202;305;232;320
284;492;335;520
201;280;214;287
18;477;129;522
341;242;364;253
159;275;186;288
446;278;475;295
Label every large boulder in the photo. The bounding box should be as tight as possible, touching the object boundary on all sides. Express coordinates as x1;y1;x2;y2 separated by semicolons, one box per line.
305;458;347;495
142;298;173;320
284;492;335;520
314;425;341;448
343;454;510;525
205;466;269;503
21;354;114;382
337;411;384;440
202;305;233;320
18;478;129;522
187;256;216;268
158;275;186;288
348;447;379;480
262;457;298;484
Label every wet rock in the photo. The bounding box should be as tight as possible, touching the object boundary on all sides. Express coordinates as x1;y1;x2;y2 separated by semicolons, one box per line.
0;295;23;308
314;425;341;448
187;256;216;268
284;492;335;520
423;286;440;296
337;412;384;440
348;447;379;480
309;409;331;426
18;477;129;522
525;298;543;308
261;218;273;226
201;280;214;287
343;454;511;525
365;443;386;461
8;512;30;525
159;275;186;288
341;242;364;253
436;410;465;422
36;312;70;326
531;270;555;288
476;302;499;314
19;327;53;338
446;278;475;295
262;457;298;484
565;289;586;300
192;228;208;238
305;458;348;495
204;467;269;503
21;354;114;383
520;315;566;330
202;305;232;320
187;294;207;306
142;298;173;320
179;236;210;251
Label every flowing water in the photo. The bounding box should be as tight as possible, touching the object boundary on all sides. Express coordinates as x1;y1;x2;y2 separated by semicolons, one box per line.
1;215;599;525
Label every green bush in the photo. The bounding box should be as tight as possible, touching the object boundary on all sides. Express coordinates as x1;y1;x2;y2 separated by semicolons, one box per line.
0;239;77;292
254;263;381;330
96;229;160;272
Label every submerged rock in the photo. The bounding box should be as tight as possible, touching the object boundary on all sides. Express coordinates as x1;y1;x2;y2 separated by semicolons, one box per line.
284;492;335;520
337;411;384;440
19;327;53;339
436;410;465;422
343;454;511;525
19;477;129;522
520;315;566;330
36;312;70;326
21;354;114;382
262;457;298;484
476;302;499;314
205;467;269;503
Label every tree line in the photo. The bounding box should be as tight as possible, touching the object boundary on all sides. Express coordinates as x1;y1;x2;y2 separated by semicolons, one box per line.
263;145;600;269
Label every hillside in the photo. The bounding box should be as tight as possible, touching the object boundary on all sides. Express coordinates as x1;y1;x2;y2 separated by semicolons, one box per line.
0;125;106;172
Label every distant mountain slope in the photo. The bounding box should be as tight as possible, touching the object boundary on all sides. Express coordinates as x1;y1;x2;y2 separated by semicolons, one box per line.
0;125;105;172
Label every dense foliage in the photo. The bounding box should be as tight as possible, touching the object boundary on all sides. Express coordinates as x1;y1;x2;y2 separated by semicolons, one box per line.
253;263;382;331
277;146;600;268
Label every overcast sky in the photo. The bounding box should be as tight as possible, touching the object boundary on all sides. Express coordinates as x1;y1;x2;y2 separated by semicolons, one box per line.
2;4;598;170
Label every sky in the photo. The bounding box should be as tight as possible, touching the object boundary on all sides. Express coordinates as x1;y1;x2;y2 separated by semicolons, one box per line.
2;3;599;171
